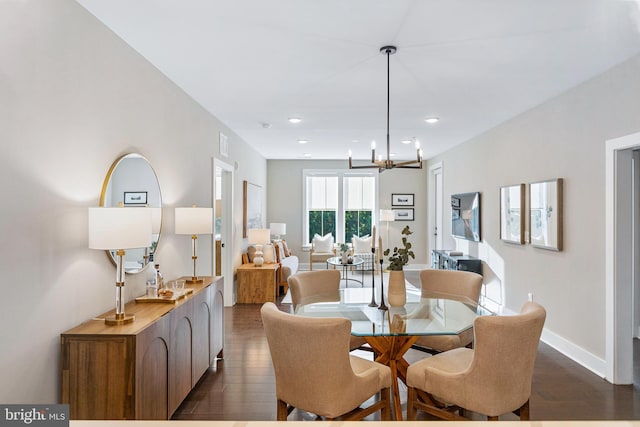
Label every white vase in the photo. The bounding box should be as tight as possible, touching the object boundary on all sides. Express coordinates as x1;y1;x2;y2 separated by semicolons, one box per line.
388;270;406;307
341;252;348;264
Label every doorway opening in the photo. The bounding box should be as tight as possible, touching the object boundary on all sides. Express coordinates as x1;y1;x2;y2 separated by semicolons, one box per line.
605;131;640;385
214;158;235;306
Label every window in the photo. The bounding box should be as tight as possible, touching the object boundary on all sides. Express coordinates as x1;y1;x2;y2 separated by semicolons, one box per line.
303;170;377;245
306;175;338;240
344;176;375;242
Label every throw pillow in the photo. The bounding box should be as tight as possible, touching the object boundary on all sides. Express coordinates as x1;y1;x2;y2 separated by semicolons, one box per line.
247;245;256;263
353;235;372;254
263;244;275;263
282;240;291;257
274;241;286;261
313;233;333;253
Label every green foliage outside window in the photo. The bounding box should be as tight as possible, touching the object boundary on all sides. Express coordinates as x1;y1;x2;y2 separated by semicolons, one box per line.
344;210;372;241
308;210;336;243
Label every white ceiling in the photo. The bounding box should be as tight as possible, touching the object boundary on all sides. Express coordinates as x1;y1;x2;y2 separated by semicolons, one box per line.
76;0;640;161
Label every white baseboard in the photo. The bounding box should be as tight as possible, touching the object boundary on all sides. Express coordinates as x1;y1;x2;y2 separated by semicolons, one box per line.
540;328;607;379
478;305;607;379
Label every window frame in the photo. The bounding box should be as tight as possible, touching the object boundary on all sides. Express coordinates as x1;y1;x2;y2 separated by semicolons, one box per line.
302;169;379;247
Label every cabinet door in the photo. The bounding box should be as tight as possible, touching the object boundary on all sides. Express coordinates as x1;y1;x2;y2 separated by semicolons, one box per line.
210;277;224;362
136;314;170;419
191;287;211;385
168;301;192;415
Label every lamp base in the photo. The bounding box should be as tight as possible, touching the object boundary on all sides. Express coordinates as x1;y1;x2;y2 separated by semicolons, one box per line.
186;277;204;284
105;313;135;326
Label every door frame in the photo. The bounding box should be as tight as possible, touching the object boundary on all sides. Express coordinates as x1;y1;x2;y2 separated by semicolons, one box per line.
428;162;444;259
213;157;235;306
605;131;639;384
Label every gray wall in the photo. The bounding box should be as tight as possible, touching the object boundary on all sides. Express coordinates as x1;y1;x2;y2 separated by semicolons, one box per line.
0;0;266;403
267;159;429;266
428;54;640;372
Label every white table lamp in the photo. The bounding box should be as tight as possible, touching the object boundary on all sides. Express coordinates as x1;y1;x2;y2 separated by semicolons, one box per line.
175;206;213;284
248;228;271;267
89;207;152;325
269;223;286;240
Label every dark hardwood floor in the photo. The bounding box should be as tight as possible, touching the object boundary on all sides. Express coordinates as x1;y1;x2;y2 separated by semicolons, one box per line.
173;299;640;421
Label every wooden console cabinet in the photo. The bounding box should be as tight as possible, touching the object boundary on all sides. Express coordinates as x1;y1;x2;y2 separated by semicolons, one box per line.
60;276;224;420
236;263;279;303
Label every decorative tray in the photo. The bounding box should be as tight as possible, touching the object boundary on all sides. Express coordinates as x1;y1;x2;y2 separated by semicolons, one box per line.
135;288;194;303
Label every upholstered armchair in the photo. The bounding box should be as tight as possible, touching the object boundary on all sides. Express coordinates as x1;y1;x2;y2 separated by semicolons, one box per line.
309;233;335;270
406;301;546;421
261;302;391;421
413;269;483;354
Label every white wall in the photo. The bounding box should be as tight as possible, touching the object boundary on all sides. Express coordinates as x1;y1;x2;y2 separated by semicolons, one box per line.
427;54;640;372
0;0;265;403
267;159;428;265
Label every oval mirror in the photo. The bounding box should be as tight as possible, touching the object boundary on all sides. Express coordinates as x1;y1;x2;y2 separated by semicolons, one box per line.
100;153;162;273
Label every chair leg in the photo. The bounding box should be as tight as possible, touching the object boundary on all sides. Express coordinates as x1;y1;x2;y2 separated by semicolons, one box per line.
406;386;417;421
517;400;530;420
380;387;391;421
487;415;499;421
277;399;289;421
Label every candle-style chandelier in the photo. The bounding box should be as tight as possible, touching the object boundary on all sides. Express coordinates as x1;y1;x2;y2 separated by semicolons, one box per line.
348;45;423;172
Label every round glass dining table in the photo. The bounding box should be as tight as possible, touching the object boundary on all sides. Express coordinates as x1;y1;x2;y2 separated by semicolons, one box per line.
294;286;492;420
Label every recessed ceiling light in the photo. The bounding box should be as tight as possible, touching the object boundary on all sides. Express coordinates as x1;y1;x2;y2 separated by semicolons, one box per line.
288;117;302;124
425;117;440;124
260;122;272;129
401;140;412;144
303;153;312;158
297;139;308;144
352;139;360;143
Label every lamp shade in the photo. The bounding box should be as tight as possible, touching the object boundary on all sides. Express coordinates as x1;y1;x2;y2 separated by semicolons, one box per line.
380;209;395;222
175;207;213;235
247;228;271;245
269;223;286;236
88;207;152;250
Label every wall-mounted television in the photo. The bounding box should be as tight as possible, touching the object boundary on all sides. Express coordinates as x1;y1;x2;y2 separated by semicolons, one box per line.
451;192;481;242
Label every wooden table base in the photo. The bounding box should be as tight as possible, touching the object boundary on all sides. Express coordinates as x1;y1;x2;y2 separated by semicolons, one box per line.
365;335;419;421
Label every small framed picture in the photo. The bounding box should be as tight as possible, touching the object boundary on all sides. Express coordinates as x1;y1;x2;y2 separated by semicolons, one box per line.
124;191;148;205
392;193;414;206
393;208;414;221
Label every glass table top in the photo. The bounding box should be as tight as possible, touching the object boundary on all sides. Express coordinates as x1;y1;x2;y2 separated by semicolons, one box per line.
326;256;364;267
294;287;492;337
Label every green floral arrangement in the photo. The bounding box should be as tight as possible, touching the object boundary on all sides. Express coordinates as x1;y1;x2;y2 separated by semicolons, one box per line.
383;225;415;271
339;243;350;254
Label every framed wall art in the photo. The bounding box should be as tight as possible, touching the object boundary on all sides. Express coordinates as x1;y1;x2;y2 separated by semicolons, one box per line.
393;208;414;221
500;184;525;244
529;178;563;251
243;180;263;238
392;193;414;206
123;191;147;205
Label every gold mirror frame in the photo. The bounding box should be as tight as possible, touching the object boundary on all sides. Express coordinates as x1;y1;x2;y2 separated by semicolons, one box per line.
99;153;162;273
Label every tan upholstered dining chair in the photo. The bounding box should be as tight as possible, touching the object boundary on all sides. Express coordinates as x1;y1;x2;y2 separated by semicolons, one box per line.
261;302;391;421
413;269;484;354
287;270;368;352
406;301;546;421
